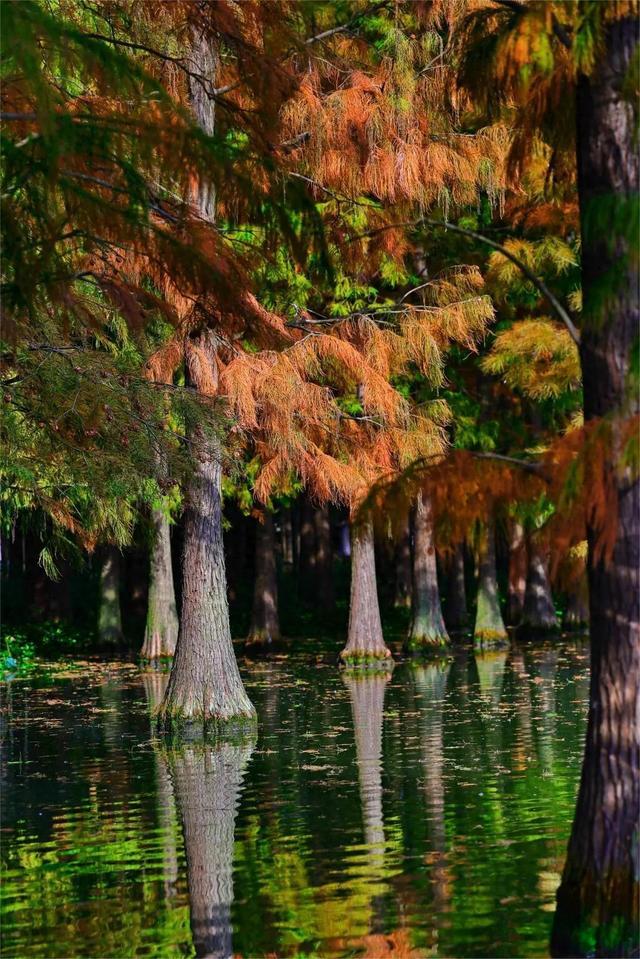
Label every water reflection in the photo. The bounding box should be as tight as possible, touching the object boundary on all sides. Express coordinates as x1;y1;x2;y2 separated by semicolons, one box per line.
1;642;590;959
169;740;255;959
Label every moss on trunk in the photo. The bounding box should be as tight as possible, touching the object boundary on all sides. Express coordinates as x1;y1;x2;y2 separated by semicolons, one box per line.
340;517;392;668
406;494;450;652
474;520;508;649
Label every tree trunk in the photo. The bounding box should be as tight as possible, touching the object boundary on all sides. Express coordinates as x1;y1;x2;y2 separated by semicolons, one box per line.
313;505;335;609
98;546;123;646
246;509;280;648
160;412;255;732
407;495;449;651
521;538;559;633
141;509;179;661
551;14;639;958
507;521;527;625
169;740;255;959
159;32;254;734
473;520;508;649
564;579;590;632
393;513;412;609
340;518;392;666
298;496;316;600
280;507;294;567
444;541;467;630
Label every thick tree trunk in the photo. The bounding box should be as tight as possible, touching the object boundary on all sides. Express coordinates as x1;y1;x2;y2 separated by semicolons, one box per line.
521;539;559;633
551;15;639;958
406;494;449;651
159;32;254;733
246;509;280;647
393;513;412;609
507;521;527;625
141;509;179;661
473;520;508;649
98;546;123;646
444;541;467;630
169;740;255;959
160;416;255;732
340;518;392;666
313;505;335;609
564;579;590;632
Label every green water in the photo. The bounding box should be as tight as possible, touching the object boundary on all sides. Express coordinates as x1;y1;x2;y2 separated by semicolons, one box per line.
1;641;589;958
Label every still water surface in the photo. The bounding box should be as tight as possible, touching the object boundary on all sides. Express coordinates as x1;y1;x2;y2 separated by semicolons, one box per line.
1;642;589;959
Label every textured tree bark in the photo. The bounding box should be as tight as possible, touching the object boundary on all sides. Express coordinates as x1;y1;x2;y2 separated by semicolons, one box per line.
141;509;179;661
313;505;335;609
169;740;255;959
160;399;255;731
407;495;449;651
159;30;254;733
551;14;639;958
507;521;527;626
246;508;280;648
393;513;412;609
473;520;508;649
444;541;467;630
98;546;123;646
521;539;559;634
340;518;392;666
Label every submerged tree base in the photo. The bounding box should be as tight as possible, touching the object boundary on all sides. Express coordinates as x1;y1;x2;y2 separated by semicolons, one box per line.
517;623;561;641
244;631;287;656
156;707;258;744
140;654;174;672
339;648;394;670
473;628;510;650
404;632;450;655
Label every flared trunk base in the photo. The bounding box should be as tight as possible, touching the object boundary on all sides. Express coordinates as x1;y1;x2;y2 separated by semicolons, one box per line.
339;647;393;670
473;628;510;650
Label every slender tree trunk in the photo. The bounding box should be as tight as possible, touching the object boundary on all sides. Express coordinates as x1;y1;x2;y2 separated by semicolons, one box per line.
340;518;392;666
141;509;179;661
552;15;639;957
473;520;508;649
98;546;123;646
564;578;590;631
247;509;280;648
507;521;527;626
280;507;294;567
159;31;254;733
393;513;412;609
313;505;335;609
521;538;559;633
407;495;449;651
169;740;255;959
445;541;467;630
298;496;316;600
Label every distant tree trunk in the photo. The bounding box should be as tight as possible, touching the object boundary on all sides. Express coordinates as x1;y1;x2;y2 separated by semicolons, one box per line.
280;507;294;567
407;495;449;651
551;15;639;958
247;509;280;648
98;546;123;646
141;509;179;661
338;520;351;557
169;741;255;959
298;496;316;600
473;520;508;649
507;521;527;625
393;513;412;609
159;32;254;734
224;507;247;606
313;505;334;609
521;539;559;633
564;579;590;632
340;518;392;666
445;541;467;630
